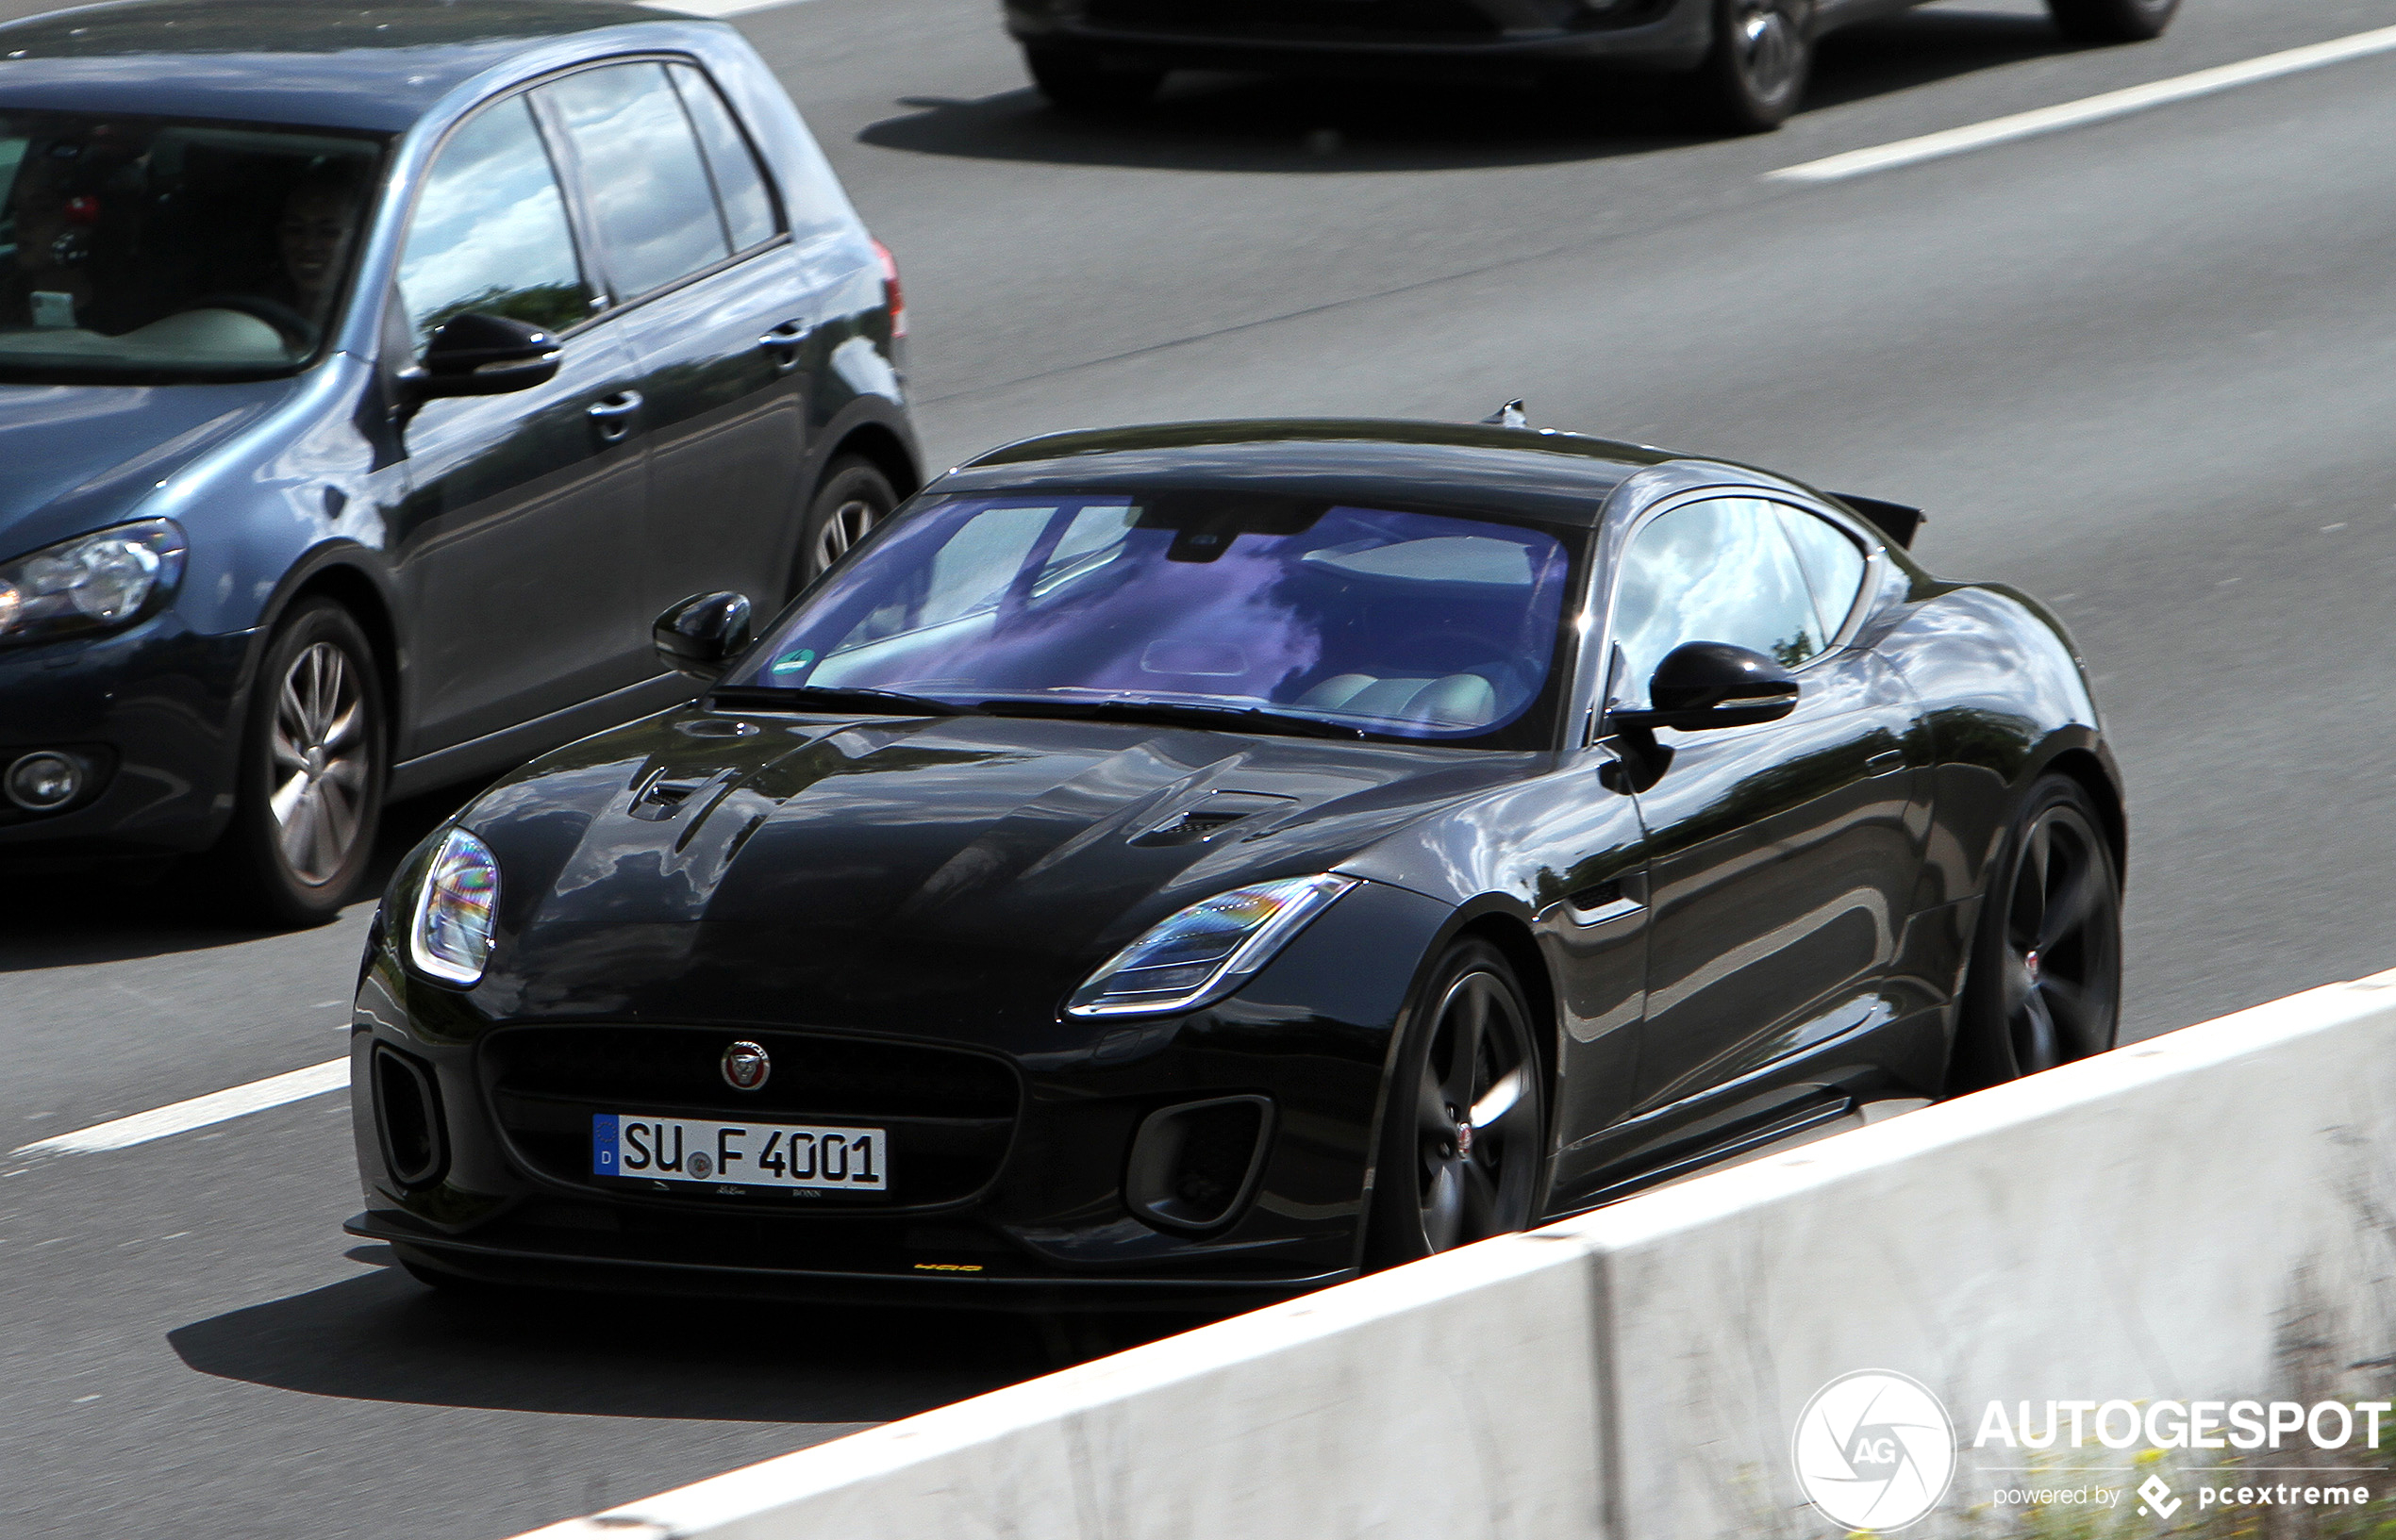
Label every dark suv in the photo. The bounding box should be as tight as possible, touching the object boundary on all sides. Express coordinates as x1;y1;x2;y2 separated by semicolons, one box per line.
0;0;920;922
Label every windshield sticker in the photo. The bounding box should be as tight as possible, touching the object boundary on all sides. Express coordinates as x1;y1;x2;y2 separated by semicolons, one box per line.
769;649;818;677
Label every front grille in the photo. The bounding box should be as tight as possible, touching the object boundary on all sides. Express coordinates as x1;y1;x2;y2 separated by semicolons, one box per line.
1084;0;1503;39
481;1025;1020;1210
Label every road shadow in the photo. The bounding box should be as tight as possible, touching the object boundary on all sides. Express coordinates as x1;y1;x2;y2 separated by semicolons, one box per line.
169;1249;1204;1422
0;785;468;971
859;8;2078;173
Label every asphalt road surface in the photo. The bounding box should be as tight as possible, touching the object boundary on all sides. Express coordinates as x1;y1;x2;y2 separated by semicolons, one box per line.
6;0;2396;1533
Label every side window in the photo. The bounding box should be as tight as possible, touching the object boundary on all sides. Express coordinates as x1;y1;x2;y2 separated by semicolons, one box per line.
668;64;778;252
1610;497;1828;708
398;96;593;352
1772;505;1869;646
539;62;728;300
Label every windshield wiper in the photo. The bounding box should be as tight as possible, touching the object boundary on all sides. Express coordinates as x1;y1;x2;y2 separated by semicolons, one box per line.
707;685;981;717
975;697;1366;740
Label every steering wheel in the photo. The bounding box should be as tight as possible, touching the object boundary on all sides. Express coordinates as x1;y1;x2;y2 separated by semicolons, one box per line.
183;293;320;354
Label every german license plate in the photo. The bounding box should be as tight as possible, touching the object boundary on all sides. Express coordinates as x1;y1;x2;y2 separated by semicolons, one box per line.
591;1113;888;1192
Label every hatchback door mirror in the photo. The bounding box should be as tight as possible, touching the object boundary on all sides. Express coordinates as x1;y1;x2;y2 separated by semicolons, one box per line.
1610;641;1799;733
654;591;753;682
400;313;560;402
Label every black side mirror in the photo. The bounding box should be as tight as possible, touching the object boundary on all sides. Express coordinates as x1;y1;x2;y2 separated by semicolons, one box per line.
654;591;753;683
399;313;560;403
1610;641;1799;733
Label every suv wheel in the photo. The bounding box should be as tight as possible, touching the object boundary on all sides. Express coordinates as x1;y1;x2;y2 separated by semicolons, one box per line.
1691;0;1815;132
212;598;387;927
2046;0;2177;42
794;455;899;593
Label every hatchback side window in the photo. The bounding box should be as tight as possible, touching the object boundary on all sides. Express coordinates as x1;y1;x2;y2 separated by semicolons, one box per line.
539;62;728;300
1609;497;1828;707
1772;505;1869;647
397;96;592;351
667;64;778;253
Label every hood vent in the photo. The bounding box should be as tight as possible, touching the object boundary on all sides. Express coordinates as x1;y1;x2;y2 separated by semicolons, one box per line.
629;768;732;821
1132;790;1295;847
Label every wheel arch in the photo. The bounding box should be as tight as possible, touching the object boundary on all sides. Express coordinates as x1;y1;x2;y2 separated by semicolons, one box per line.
827;420;923;502
2036;745;2126;889
243;548;405;759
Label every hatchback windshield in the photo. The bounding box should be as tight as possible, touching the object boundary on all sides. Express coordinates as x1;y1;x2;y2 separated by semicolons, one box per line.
0;111;385;382
726;493;1578;746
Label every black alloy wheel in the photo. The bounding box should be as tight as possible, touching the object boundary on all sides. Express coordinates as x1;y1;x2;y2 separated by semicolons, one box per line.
1692;0;1815;132
211;598;387;927
795;455;899;593
2046;0;2177;43
1023;45;1165;115
1367;939;1547;1267
1948;775;2121;1092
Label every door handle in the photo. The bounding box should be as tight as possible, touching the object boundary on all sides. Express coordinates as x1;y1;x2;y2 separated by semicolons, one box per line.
1866;749;1905;777
758;320;807;373
587;389;642;443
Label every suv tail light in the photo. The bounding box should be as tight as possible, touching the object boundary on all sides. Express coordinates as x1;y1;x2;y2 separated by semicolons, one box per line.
873;238;906;338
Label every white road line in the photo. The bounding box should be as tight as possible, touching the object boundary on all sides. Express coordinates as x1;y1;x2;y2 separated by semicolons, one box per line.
1770;22;2396;184
11;1057;350;1158
643;0;814;18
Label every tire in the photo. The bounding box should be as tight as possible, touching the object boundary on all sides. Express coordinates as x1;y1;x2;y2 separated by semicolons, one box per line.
1023;45;1164;115
208;598;387;927
1945;774;2122;1094
793;455;899;594
2046;0;2177;43
1688;0;1815;133
1364;939;1547;1269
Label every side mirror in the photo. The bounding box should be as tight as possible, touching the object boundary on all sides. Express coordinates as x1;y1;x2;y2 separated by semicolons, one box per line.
1609;641;1798;734
654;591;753;683
398;313;560;403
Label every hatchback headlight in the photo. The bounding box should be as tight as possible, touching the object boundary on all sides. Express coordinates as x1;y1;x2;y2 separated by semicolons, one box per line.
409;828;500;985
1068;873;1358;1018
0;519;187;648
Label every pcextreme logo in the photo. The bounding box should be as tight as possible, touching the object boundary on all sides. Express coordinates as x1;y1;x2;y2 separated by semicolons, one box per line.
1791;1370;1958;1532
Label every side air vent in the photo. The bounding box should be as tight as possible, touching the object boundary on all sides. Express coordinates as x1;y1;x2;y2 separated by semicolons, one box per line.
1123;1095;1273;1232
1131;791;1294;847
373;1044;448;1189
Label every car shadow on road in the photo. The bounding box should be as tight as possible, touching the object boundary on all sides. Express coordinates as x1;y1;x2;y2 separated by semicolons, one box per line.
859;8;2079;173
168;1248;1200;1423
0;786;467;972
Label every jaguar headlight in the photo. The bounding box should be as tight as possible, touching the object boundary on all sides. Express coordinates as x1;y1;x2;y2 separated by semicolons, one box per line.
409;827;500;985
1068;873;1358;1018
0;519;187;648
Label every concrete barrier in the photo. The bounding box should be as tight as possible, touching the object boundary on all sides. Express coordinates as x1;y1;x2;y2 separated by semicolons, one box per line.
516;969;2396;1540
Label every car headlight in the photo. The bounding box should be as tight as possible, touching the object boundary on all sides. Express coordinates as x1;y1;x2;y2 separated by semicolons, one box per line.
0;519;187;648
408;828;500;985
1067;873;1358;1018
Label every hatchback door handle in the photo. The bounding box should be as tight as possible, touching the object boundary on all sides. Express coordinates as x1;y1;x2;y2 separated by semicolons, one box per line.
758;320;807;372
587;389;642;443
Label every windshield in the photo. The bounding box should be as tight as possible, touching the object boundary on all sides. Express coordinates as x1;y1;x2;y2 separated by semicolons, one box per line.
0;111;386;384
725;492;1580;747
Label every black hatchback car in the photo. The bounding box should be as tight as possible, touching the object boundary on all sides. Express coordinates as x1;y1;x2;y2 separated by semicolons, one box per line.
1007;0;2180;131
348;416;2124;1307
0;0;919;922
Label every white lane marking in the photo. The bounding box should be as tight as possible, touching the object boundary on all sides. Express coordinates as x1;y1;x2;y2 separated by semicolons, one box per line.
11;1057;349;1157
643;0;815;18
1770;23;2396;183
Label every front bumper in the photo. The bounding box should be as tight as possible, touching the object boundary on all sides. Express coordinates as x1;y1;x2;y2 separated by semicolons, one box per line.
1003;0;1709;74
0;614;255;865
347;878;1457;1307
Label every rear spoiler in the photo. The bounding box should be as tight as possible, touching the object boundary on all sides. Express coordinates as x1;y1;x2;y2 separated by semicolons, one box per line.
1834;492;1925;550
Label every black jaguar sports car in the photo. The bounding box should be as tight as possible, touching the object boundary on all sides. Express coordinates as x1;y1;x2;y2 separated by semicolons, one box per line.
346;414;2123;1306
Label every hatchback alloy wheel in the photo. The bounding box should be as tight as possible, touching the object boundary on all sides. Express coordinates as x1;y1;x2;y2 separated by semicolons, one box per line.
270;640;370;886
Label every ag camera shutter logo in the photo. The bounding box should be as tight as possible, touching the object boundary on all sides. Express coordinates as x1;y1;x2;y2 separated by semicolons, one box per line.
1791;1369;1956;1532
